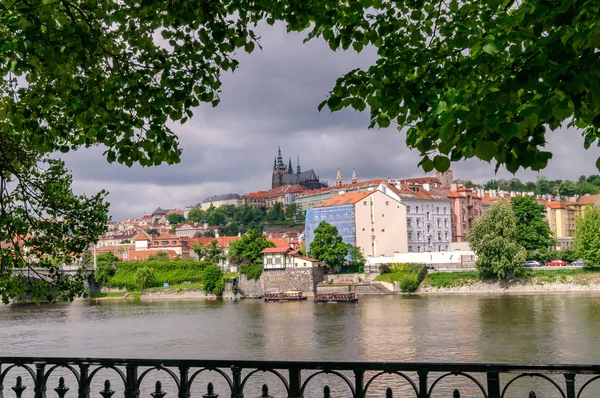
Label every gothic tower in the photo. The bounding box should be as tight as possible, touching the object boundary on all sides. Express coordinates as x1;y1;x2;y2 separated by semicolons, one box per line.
271;147;288;189
351;168;357;184
335;168;343;186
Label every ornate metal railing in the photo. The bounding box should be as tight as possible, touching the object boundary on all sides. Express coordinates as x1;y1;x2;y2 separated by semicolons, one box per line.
2;357;600;398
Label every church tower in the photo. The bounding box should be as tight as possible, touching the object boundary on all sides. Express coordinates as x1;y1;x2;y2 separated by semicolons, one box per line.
296;155;301;175
351;168;357;184
272;147;288;189
335;168;343;186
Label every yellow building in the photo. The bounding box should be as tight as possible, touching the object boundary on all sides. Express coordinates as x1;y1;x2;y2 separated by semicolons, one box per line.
543;195;600;250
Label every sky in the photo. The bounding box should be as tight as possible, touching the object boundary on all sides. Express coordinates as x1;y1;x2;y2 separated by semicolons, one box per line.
61;23;599;221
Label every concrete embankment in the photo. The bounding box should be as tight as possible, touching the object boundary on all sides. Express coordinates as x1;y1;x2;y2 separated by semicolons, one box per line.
418;274;600;294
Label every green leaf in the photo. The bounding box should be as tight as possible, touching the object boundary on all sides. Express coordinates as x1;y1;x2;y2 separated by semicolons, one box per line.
596;157;600;171
434;101;448;115
483;42;500;55
377;114;391;128
552;98;574;121
420;157;434;172
499;122;519;138
244;41;255;53
475;140;497;162
433;155;450;172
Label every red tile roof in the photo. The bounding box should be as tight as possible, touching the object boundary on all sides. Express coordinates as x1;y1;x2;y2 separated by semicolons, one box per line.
576;195;599;205
133;231;151;242
299;179;384;197
261;247;291;254
266;184;308;198
122;249;178;261
315;191;375;207
243;191;268;199
296;256;320;262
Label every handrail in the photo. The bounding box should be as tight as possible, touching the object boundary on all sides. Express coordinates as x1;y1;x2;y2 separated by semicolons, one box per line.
0;357;598;398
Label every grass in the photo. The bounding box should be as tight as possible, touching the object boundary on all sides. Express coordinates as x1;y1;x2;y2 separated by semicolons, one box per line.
521;267;600;284
90;291;141;299
423;271;480;288
374;264;427;292
146;282;204;292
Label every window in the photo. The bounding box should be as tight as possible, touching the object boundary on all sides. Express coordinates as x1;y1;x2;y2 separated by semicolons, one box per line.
427;211;430;220
382;214;385;218
444;219;448;227
418;246;422;252
407;206;411;213
303;262;307;267
275;257;281;265
444;207;447;214
417;219;421;227
386;201;389;206
445;232;449;240
364;201;367;206
436;207;439;213
416;206;419;213
408;245;413;252
437;232;441;240
437;219;441;227
417;232;421;240
266;258;273;265
407;219;412;226
381;229;385;232
408;232;413;240
172;240;176;244
162;240;168;245
362;228;365;231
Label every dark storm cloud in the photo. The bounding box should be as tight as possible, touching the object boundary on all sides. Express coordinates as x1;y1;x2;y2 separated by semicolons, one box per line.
62;23;600;220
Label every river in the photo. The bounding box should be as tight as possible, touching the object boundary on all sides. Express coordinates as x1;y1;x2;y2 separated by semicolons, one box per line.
2;294;600;397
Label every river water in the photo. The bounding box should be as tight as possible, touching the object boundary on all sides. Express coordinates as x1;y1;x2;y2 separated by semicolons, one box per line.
2;294;600;397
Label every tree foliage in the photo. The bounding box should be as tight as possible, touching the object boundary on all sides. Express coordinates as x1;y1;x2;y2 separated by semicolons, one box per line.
94;252;120;286
193;239;225;265
167;213;185;225
511;196;555;251
468;200;526;279
202;264;224;296
308;221;348;270
574;204;600;267
228;229;275;267
134;267;155;290
346;245;366;273
145;251;170;261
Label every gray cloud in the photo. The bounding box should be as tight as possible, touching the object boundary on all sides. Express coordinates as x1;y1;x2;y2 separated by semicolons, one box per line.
62;23;600;220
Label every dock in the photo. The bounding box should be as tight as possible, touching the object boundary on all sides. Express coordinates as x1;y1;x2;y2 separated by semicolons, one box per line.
314;293;358;303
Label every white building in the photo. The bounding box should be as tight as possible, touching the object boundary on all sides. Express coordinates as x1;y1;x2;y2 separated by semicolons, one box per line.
261;247;320;270
380;181;452;253
200;193;243;210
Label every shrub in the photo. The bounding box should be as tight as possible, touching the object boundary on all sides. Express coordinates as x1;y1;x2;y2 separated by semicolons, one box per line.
104;260;208;289
398;274;420;293
202;264;224;295
134;267;155;290
379;264;391;274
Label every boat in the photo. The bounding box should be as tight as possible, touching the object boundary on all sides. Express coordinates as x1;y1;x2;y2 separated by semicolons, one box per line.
314;293;358;303
264;291;308;302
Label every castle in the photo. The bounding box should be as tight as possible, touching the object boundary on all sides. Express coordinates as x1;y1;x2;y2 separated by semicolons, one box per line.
271;147;327;190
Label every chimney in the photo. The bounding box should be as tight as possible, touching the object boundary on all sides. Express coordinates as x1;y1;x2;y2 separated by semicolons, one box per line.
423;183;431;192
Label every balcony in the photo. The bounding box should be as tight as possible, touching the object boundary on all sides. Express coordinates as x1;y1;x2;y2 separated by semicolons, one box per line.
1;357;599;398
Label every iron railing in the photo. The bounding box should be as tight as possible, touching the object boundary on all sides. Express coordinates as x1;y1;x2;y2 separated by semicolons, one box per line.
1;357;600;398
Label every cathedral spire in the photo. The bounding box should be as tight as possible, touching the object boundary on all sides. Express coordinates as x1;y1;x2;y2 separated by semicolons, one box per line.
277;146;284;168
273;157;277;169
335;168;343;186
288;157;293;174
351;168;357;184
296;155;301;175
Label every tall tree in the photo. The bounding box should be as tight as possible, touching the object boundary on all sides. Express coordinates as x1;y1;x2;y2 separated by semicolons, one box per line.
266;203;286;222
187;208;205;223
574;205;600;267
511;196;555;251
193;239;225;265
227;229;275;267
468;201;526;279
309;222;349;270
167;213;185;225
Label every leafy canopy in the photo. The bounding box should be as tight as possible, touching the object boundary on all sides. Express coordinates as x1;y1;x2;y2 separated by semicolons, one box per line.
468;200;526;279
228;229;275;267
309;221;348;270
511;196;555;251
574;204;600;267
192;239;225;265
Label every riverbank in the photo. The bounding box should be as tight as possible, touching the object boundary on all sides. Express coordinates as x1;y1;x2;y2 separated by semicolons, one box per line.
418;269;600;294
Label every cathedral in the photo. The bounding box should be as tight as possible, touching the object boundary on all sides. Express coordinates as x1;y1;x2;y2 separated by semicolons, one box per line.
271;147;328;190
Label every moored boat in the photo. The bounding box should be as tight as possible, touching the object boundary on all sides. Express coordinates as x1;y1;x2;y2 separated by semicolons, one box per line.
314;293;358;303
264;291;308;302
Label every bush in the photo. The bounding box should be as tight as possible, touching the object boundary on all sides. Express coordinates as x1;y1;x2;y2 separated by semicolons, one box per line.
240;263;263;280
202;264;224;296
379;264;391;274
134;267;155;290
398;274;420;292
104;260;208;290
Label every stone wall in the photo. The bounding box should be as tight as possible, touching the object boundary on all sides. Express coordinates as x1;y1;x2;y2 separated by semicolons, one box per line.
263;267;325;297
237;274;264;297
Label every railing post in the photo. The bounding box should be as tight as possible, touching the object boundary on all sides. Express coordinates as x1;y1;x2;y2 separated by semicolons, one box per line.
231;366;243;398
79;364;90;398
487;372;500;398
564;373;576;398
179;366;190;398
353;370;364;398
34;363;47;398
288;369;302;398
417;370;428;398
125;364;139;398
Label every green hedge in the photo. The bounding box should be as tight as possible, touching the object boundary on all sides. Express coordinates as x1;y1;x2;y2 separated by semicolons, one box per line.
103;261;208;289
